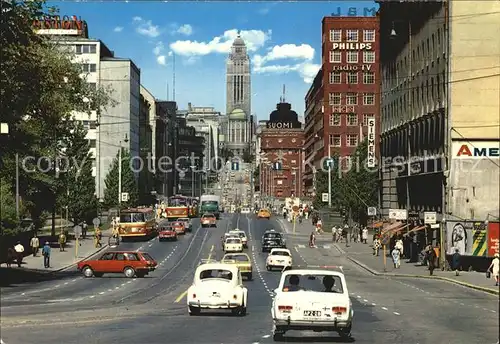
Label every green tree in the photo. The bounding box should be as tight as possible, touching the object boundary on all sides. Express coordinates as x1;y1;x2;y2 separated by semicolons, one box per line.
312;155;348;210
343;139;378;224
58;122;98;224
0;179;26;234
253;165;260;191
103;150;139;209
0;1;114;234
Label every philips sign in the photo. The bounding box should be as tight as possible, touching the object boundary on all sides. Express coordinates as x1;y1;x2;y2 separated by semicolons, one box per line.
452;141;500;159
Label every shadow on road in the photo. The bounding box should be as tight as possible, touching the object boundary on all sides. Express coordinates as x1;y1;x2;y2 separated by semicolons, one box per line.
0;267;80;287
277;334;355;343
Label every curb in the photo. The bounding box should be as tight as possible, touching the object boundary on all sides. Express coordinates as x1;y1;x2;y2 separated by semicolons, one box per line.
54;243;109;273
344;252;499;296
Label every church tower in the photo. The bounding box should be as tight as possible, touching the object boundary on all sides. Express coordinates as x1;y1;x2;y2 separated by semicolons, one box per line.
225;34;251;157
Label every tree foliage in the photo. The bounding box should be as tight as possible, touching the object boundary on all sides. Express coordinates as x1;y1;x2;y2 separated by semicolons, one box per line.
242;150;254;163
0;0;114;233
103;150;139;209
0;178;27;234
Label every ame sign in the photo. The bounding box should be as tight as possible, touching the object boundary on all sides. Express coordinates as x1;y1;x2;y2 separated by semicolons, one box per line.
452;141;500;159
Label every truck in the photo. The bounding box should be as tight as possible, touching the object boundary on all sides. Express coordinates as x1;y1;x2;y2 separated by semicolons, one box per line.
199;194;221;219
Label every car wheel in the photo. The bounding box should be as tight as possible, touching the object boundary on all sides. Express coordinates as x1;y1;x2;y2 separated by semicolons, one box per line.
239;304;247;316
247;273;253;281
136;271;146;278
159;238;164;242
338;328;352;339
82;266;94;278
266;265;271;271
273;332;284;341
94;272;104;277
189;306;201;316
123;266;136;278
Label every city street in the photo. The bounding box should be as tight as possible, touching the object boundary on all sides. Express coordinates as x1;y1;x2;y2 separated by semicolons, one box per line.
1;214;498;344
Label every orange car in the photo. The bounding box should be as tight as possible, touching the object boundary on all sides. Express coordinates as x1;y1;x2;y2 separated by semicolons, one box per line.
171;221;186;235
77;251;157;278
201;213;217;228
257;209;271;219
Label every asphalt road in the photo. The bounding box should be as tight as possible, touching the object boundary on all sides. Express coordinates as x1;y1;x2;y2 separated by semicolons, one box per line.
1;214;498;344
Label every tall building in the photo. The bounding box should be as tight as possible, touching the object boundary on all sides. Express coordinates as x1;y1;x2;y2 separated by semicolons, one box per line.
377;1;500;257
303;16;380;197
258;101;304;199
34;16;142;201
138;92;154;204
225;35;252;157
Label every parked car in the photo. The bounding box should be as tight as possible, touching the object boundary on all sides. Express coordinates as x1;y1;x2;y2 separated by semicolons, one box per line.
77;251;157;278
271;269;353;341
187;261;247;316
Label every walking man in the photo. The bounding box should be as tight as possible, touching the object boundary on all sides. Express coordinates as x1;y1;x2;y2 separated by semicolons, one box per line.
42;241;51;268
14;241;25;267
30;234;40;257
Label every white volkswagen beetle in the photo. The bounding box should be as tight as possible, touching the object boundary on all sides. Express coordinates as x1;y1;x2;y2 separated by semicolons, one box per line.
266;248;292;271
187;261;248;316
224;237;243;253
271;269;353;341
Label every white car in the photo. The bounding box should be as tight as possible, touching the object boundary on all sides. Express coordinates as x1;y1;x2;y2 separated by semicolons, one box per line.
271;269;353;341
266;248;292;271
241;208;251;214
224;237;243;253
187;262;248;316
229;229;248;248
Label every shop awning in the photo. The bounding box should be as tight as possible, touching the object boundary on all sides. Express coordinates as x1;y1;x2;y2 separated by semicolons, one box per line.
369;221;384;228
381;221;403;235
403;225;427;237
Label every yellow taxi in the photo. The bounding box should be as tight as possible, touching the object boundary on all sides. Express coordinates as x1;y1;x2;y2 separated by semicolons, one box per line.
222;253;253;280
257;209;271;219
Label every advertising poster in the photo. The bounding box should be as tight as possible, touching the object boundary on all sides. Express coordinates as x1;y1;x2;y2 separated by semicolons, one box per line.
446;221;488;256
487;222;499;257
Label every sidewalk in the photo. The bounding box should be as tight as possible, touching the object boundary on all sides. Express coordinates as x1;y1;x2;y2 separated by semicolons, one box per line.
276;217;315;235
335;241;499;295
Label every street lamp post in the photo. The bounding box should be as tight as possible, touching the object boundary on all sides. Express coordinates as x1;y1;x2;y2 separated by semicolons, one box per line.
118;134;129;208
327;144;335;208
190;165;196;198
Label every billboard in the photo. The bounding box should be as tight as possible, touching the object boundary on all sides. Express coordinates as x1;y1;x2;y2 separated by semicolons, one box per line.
488;222;499;256
446;220;495;257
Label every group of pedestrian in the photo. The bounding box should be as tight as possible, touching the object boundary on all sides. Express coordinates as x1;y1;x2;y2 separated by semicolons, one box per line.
28;234;52;268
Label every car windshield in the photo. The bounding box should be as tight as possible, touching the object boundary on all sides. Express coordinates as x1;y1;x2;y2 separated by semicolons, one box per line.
203;214;214;218
264;233;281;239
224;255;249;262
201;201;218;206
178;218;189;222
282;274;344;293
199;269;233;281
169;197;187;206
237;232;246;238
120;213;145;223
160;226;173;231
226;238;241;244
272;251;290;256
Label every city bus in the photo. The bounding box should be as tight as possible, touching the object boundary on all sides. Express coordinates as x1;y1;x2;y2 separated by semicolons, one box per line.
165;195;190;220
118;207;157;241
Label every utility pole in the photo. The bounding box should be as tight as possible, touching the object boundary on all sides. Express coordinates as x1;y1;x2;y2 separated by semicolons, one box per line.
190;166;195;198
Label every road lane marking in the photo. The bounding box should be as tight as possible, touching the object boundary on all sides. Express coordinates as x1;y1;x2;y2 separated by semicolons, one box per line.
262;335;271;338
393;311;400;315
381;307;388;310
174;244;214;303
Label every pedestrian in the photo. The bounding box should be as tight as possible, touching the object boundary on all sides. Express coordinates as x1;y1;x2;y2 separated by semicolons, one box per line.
331;226;337;243
14;241;24;267
94;227;102;248
487;253;499;286
309;230;316;248
362;227;368;244
391;247;401;268
30;234;40;257
373;238;381;256
58;231;67;252
42;241;51;268
451;248;461;276
395;238;404;258
337;226;343;243
427;246;437;276
82;221;88;239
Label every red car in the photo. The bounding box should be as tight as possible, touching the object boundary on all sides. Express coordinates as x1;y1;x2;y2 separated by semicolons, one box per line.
77;251;157;278
201;213;217;228
159;224;178;241
171;221;186;235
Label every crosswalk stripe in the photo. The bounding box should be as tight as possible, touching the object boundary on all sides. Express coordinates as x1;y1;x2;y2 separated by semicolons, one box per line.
297;244;306;248
296;244;332;249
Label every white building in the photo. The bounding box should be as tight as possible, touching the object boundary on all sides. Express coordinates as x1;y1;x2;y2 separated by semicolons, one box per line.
37;30;141;200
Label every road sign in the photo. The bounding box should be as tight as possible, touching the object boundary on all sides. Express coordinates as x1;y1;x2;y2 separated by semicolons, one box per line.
73;225;82;238
367;207;377;216
231;161;239;171
424;211;437;224
121;192;129;202
272;161;282;170
323;158;335;170
92;217;100;227
389;208;407;220
321;193;329;202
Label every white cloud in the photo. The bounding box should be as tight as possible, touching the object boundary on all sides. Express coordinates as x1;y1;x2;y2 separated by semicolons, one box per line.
170;29;271;57
157;55;166;66
253;43;320;84
113;26;123;33
176;24;193;36
153;42;164;56
133;17;160;38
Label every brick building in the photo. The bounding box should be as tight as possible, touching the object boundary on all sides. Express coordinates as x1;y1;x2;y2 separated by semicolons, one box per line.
259;101;304;199
303;16;380;197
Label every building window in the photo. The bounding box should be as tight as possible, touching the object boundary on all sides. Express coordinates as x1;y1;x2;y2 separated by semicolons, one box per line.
329;134;341;147
329;71;341;84
81;63;96;73
347;114;358;126
346;30;358;42
347;51;358;63
87;82;97;90
343;155;353;168
329;113;341;126
363;51;375;64
330;29;342;42
362;113;374;126
346;93;358;105
347;72;358;84
363;72;375;84
330;51;341;63
346;134;358;147
329;92;341;105
291;160;297;164
363;93;375;105
363;29;375;42
76;44;96;54
88;139;96;148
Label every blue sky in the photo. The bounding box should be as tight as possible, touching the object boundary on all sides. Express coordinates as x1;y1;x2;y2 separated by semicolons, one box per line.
51;1;378;120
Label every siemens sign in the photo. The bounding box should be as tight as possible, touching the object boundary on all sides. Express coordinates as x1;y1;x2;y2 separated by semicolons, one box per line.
453;141;500;159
